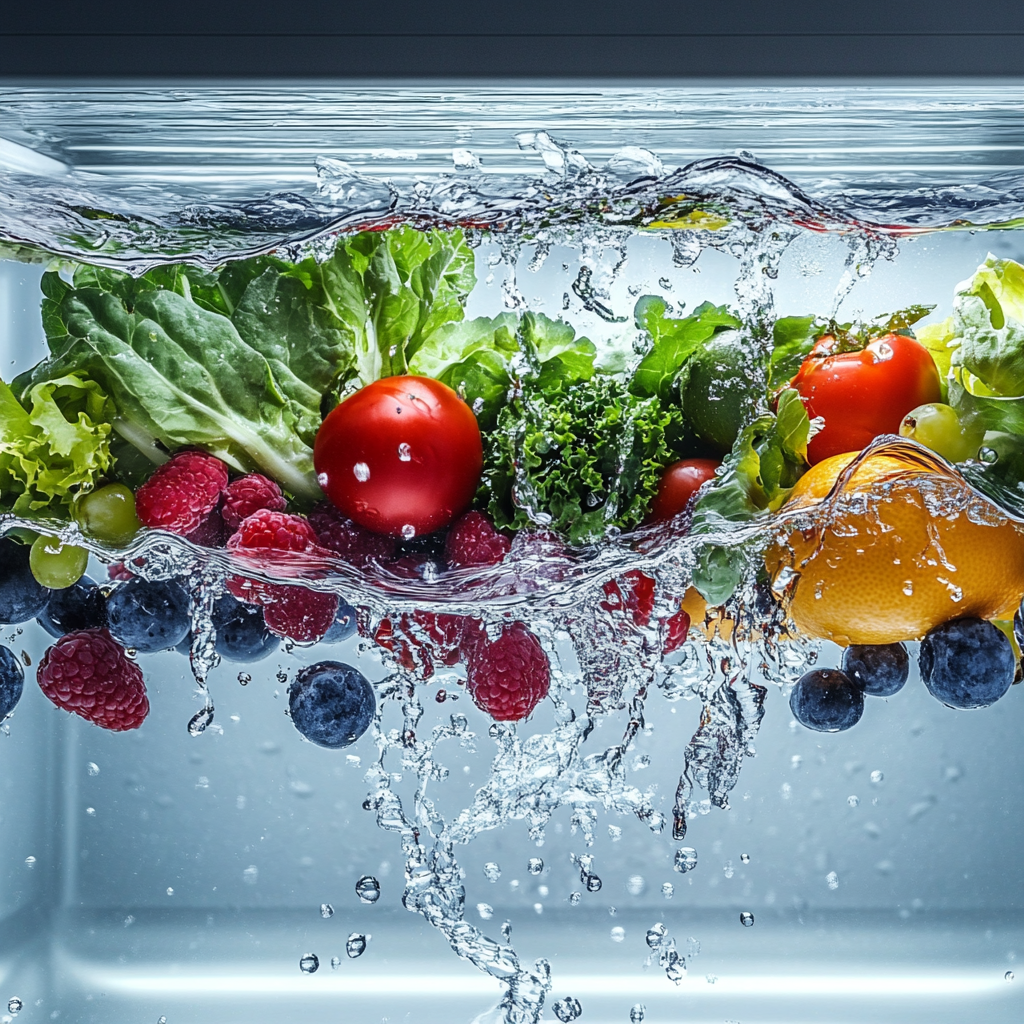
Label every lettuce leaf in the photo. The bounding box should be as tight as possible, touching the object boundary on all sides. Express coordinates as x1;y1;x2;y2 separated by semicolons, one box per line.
0;373;114;515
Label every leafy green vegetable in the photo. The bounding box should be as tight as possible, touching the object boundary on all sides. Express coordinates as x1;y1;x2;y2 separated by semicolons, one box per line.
688;388;810;603
482;374;682;545
0;373;114;515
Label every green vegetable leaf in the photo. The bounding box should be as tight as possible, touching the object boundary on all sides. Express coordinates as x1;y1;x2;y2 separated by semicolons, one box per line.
0;373;114;515
630;297;742;403
768;314;817;389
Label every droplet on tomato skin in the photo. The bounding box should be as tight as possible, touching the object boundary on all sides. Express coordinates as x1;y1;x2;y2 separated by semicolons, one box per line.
871;341;894;363
353;462;370;483
401;524;416;540
398;443;412;462
317;472;329;487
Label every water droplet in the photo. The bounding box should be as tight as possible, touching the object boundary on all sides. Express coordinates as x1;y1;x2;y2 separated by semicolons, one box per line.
533;902;544;915
870;770;885;785
902;581;914;596
242;865;258;885
23;856;35;869
320;903;334;919
630;1004;646;1024
848;795;860;807
397;443;412;462
472;397;485;415
353;462;370;482
346;933;367;958
1006;970;1015;982
585;874;603;892
331;956;341;970
661;882;674;899
401;524;416;540
610;926;625;942
7;999;21;1015
528;857;544;875
237;672;251;686
979;446;999;465
166;887;174;896
123;915;134;927
740;853;750;864
477;903;494;920
646;923;667;948
552;996;582;1022
674;847;698;873
500;920;512;941
86;762;100;777
355;875;381;904
625;874;646;896
188;706;214;737
299;953;319;974
158;1018;167;1024
827;871;840;890
740;911;755;927
568;892;581;906
85;807;96;816
484;862;501;882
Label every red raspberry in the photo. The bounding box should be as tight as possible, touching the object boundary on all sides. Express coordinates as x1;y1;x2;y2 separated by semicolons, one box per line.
227;509;320;553
135;452;228;535
37;628;149;731
464;621;550;722
445;511;511;569
185;508;227;548
222;474;287;530
601;570;657;626
261;587;338;644
366;611;470;677
309;502;396;566
663;607;690;654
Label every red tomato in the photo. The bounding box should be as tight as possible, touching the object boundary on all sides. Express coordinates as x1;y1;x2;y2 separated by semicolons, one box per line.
791;333;942;465
647;458;721;523
314;376;483;538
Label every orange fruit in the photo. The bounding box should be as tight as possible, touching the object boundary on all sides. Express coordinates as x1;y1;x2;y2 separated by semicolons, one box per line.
766;451;1024;646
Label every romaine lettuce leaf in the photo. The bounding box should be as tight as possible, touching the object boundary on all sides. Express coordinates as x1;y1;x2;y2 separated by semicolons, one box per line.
0;373;114;515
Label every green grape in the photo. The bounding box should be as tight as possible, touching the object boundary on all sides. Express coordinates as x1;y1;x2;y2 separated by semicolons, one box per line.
75;483;142;546
29;535;89;590
899;403;985;464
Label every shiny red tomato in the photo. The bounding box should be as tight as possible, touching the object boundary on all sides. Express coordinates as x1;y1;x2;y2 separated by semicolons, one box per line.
647;458;721;523
313;376;483;538
791;333;942;465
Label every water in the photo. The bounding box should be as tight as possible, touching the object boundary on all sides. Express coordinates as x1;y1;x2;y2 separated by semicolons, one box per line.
1;84;1024;1024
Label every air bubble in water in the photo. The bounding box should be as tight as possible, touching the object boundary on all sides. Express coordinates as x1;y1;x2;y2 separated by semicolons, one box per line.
740;911;755;927
610;926;625;942
568;892;581;906
552;996;582;1022
827;871;839;890
646;923;667;948
484;862;501;882
243;865;258;885
477;903;494;920
585;874;602;892
674;847;698;873
397;443;412;462
871;770;885;785
7;998;21;1015
188;706;214;736
86;762;100;776
848;795;860;807
237;672;251;686
661;882;674;899
320;903;334;919
331;956;342;969
401;524;416;540
23;856;35;869
626;874;645;896
353;462;370;482
528;857;544;875
630;1005;645;1024
299;953;319;974
355;875;381;903
346;933;367;958
979;447;999;465
740;853;750;864
1006;970;1015;982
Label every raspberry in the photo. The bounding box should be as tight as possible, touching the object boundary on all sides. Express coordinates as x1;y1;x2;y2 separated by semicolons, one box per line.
37;628;149;731
185;508;227;548
135;452;229;535
227;509;320;553
262;587;339;644
445;511;511;569
663;607;691;654
222;474;287;530
366;611;470;677
309;502;396;566
107;558;145;581
464;621;550;722
601;570;656;626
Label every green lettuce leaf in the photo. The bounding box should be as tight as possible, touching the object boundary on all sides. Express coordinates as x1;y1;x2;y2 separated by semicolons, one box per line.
0;373;114;515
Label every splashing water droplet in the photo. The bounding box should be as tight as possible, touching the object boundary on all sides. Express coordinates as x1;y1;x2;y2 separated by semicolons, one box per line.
86;762;100;777
237;672;251;686
188;706;214;737
871;770;885;785
401;524;416;540
979;447;999;465
7;998;21;1015
630;1004;646;1024
299;953;319;974
626;874;646;896
740;853;750;864
1006;970;1015;982
166;887;174;896
827;871;840;890
477;903;494;920
740;911;755;927
484;862;501;882
674;847;698;873
568;892;581;906
355;875;381;904
397;443;412;462
346;933;367;958
353;462;370;482
848;795;860;807
528;857;544;875
610;926;625;942
585;873;603;892
242;865;258;885
661;882;674;899
331;956;342;970
646;923;667;948
552;996;582;1022
320;903;334;919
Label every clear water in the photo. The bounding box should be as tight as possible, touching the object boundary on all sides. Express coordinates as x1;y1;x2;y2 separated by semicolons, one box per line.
1;85;1024;1024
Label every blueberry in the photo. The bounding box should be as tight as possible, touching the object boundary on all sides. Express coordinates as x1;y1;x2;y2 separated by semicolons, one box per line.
0;538;50;625
288;661;375;749
789;669;864;733
0;646;25;720
105;577;190;653
920;617;1015;710
321;598;357;644
841;643;909;697
37;576;107;638
212;594;279;663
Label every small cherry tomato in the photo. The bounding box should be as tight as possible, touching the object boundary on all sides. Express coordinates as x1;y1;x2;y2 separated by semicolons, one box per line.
313;376;483;538
647;458;721;523
791;332;942;465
